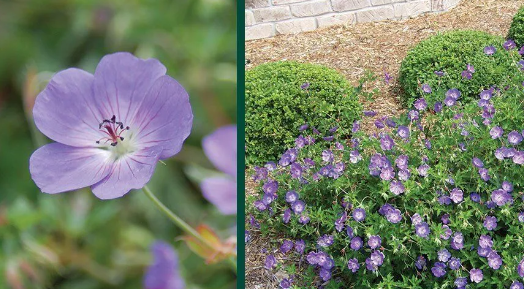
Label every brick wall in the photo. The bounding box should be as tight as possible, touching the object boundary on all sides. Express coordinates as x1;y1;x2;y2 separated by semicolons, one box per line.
246;0;462;40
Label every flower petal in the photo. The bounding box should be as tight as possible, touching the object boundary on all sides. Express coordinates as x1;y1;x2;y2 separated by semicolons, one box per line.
143;241;184;289
201;177;237;215
202;125;237;177
90;146;162;199
29;143;112;194
93;52;167;125
132;75;193;160
33;68;105;147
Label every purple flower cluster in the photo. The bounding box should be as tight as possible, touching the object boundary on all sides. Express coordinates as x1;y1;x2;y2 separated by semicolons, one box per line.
306;251;335;281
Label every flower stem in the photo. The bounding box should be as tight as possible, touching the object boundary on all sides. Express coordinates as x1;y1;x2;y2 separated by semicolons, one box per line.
142;185;237;273
143;185;213;248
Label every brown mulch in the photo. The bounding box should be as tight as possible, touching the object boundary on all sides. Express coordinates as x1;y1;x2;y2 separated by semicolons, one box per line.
244;0;523;288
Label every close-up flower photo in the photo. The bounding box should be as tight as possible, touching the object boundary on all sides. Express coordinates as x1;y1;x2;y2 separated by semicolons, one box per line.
0;0;237;288
245;0;524;288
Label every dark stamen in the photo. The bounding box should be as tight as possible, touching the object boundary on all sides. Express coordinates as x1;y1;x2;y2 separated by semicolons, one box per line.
110;115;116;123
111;142;117;146
120;137;124;141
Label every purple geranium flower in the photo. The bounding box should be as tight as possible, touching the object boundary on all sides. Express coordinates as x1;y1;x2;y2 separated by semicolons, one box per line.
411;213;422;225
398;169;410;181
444;96;456;107
491;189;512;206
385;208;403;224
349;150;362;163
455;277;468;288
415;222;430;238
350;237;363;250
478;168;490;182
472;157;484;168
300;82;310;90
513;151;524;164
397;126;410;139
446;88;461;100
518;258;524;277
281;240;293;254
434;101;443;113
415;255;426;270
487;250;502;269
282;209;291;224
414;98;427;111
519;212;524;223
509;131;523;145
417;164;430;177
484;46;496;55
335;212;347;232
143;241;184;289
490;126;504;139
504;39;517;50
390;181;405;195
484;216;497;231
511;281;524;289
408;110;419;121
380;134;395;151
280;279;292;289
317;235;334;247
461;70;472;80
364;110;377;117
435;70;445;76
286;191;299;203
431;262;446;277
451;232;464;250
421;84;432;93
295;240;305;254
30;52;193;199
441;225;452;240
502;181;514;192
298;214;310;224
347;258;359;273
479;235;493;248
298;123;309;131
368;235;381;249
449;257;461;270
292;200;306;214
450;188;464;203
319;268;331;281
353;208;366;222
265;255;277;269
470;268;483;283
437;249;451;262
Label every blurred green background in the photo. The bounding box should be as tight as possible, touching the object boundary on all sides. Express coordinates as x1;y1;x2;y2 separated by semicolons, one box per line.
0;0;237;288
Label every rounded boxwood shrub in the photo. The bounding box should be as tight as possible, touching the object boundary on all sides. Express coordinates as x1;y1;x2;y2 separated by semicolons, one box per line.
248;74;524;287
508;6;524;49
245;61;362;165
399;30;522;107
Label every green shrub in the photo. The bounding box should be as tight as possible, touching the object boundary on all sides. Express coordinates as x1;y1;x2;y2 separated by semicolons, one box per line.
508;5;524;48
399;30;522;107
245;61;362;165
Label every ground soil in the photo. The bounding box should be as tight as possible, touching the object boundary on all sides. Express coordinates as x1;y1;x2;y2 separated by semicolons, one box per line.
244;1;523;287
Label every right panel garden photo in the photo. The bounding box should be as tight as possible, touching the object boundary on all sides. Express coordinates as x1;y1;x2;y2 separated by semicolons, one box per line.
245;0;524;288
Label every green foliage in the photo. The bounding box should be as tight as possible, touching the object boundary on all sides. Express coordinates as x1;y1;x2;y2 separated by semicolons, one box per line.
245;61;362;165
508;6;524;49
399;30;522;107
248;77;524;287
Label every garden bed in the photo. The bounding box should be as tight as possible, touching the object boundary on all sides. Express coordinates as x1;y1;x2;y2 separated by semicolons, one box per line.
245;0;524;288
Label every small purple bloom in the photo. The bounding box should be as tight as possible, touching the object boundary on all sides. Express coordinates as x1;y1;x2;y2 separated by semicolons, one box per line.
490;126;504;139
513;151;524;164
502;181;514;192
295;240;305;254
30;53;193;199
448;257;461;270
415;222;430;238
444;96;456;107
317;235;334;247
487;250;502;269
286;191;299;203
414;98;427;111
389;180;405;195
280;279;292;289
451;232;464;250
380;134;395;151
431;262;446;278
437;249;451;262
434;101;443;113
298;214;310;224
504;39;517;50
322;150;334;163
368;235;381;249
450;188;464;203
478;168;490;182
281;240;293;254
282;209;291;224
384;71;392;85
472;157;484;168
349;150;362;163
441;214;450;224
446;88;461;100
265;255;277;269
263;179;278;195
415;255;426;270
484;216;497;231
319;268;331;281
300;82;310;90
253;200;267;211
478;246;492;258
508;130;523;145
417;164;430;177
484;45;496;55
144;241;184;289
352;121;360;133
335;212;347;232
421;84;432;93
380;168;395;181
408;110;419;121
385;208;403;224
292;200;306;214
455;277;467;288
397;126;410;139
511;281;524;289
467;63;475;73
350;237;363;250
435;70;445;76
398;169;410;181
375;119;385;129
411;213;422;225
479;235;493;248
346;225;354;238
298;124;309;131
441;225;452;240
353;208;366;222
470;268;483;283
347;258;359;273
461;70;472;80
519;212;524;223
364;110;377;117
518;258;524;277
